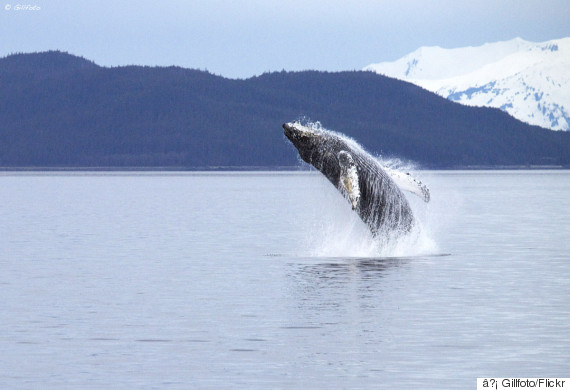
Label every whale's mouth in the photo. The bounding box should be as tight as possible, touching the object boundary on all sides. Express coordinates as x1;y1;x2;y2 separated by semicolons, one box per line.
283;122;316;142
283;122;297;141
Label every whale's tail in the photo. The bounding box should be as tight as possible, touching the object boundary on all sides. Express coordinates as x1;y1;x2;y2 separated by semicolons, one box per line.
383;166;430;203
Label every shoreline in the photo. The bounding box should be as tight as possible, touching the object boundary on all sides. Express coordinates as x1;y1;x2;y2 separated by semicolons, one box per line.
0;165;568;172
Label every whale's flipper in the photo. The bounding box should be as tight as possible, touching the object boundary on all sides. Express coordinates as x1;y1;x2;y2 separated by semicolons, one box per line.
383;166;430;203
338;151;360;210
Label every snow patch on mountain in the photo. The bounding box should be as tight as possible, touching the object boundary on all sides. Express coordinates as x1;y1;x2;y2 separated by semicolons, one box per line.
364;38;570;131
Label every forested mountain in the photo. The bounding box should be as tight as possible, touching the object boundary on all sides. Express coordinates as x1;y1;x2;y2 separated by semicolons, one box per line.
1;51;568;168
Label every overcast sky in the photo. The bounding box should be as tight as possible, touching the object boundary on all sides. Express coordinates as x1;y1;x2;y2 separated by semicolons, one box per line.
2;0;569;78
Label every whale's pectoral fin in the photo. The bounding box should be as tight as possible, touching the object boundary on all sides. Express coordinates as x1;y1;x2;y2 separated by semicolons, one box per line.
383;166;430;203
338;151;360;210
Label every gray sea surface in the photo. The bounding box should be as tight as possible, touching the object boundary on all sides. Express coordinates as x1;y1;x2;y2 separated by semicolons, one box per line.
1;170;569;389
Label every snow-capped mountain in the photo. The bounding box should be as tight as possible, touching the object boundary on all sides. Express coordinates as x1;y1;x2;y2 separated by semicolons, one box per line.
364;37;570;131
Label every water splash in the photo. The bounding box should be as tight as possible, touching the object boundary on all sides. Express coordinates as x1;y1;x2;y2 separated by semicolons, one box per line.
298;173;438;259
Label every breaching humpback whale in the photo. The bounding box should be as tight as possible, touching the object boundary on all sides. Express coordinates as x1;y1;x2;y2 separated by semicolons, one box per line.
283;121;429;238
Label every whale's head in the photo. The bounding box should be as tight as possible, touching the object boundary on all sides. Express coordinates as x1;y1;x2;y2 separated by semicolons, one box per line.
283;122;322;164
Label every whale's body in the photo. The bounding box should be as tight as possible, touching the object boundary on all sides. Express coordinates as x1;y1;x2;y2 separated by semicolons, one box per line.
283;122;428;237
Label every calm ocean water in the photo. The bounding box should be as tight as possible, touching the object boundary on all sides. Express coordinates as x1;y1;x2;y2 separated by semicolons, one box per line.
1;170;569;389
